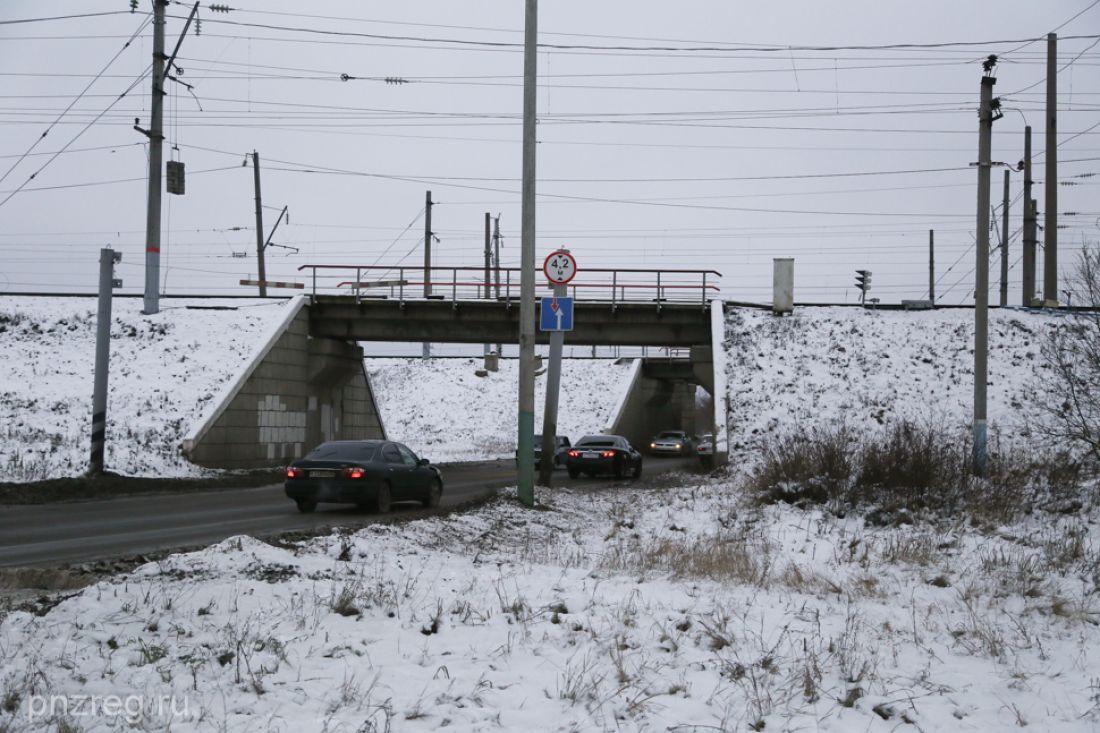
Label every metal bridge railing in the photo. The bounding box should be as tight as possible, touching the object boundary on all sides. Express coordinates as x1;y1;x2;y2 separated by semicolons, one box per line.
299;264;721;309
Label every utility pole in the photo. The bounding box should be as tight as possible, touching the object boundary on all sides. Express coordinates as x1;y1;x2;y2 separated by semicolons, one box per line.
252;151;266;297
141;0;167;315
973;66;999;477
517;0;538;507
493;215;503;357
1022;126;1037;306
484;212;492;357
1043;33;1059;306
90;248;122;475
1000;169;1010;307
928;229;935;305
422;190;433;360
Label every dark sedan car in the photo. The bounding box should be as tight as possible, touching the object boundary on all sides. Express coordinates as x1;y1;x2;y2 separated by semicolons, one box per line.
564;434;643;480
515;434;572;470
284;439;442;514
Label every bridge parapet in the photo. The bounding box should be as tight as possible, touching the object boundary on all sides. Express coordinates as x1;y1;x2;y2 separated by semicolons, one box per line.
298;264;720;309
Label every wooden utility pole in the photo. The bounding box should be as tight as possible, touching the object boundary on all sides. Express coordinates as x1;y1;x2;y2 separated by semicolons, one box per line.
517;0;538;507
1000;169;1010;307
1043;33;1059;306
1022;126;1037;306
142;0;167;315
252;151;266;297
973;70;997;477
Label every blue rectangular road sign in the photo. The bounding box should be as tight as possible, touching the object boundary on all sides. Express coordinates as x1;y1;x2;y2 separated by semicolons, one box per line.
539;296;574;331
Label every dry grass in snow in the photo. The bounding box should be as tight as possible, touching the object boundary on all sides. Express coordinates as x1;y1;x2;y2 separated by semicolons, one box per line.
1;474;1098;732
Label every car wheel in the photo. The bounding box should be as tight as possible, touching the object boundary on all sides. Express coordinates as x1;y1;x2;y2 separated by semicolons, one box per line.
374;482;392;514
296;500;317;514
423;478;442;508
567;466;580;479
632;460;643;479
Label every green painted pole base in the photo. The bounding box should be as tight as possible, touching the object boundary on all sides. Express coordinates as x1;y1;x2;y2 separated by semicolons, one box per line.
518;409;535;506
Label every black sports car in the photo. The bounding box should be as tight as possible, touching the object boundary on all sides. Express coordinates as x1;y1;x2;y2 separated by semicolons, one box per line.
564;434;643;480
284;439;442;513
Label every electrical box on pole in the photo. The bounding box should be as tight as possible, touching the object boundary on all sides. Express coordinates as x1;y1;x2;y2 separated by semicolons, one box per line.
166;160;185;195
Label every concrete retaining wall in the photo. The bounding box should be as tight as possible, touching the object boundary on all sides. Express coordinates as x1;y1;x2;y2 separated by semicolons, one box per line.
608;361;698;452
181;298;384;469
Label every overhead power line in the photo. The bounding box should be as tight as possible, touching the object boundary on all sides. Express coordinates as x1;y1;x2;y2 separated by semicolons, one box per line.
0;11;138;25
167;14;1100;55
0;13;151;188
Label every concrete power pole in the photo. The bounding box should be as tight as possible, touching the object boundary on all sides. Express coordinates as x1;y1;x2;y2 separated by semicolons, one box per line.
1000;169;1010;307
252;152;266;297
1043;33;1059;306
493;215;503;357
928;229;935;305
142;0;167;315
90;248;122;475
973;70;998;477
484;212;491;357
422;191;433;359
517;0;538;508
1022;126;1037;306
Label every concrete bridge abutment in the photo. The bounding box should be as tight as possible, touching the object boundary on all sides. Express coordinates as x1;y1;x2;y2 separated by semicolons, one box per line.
181;297;384;469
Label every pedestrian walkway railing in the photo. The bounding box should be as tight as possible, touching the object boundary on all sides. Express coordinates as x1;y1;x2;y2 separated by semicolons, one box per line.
298;264;721;309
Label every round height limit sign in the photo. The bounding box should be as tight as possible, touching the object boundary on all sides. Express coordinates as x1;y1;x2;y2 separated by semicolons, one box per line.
543;250;577;285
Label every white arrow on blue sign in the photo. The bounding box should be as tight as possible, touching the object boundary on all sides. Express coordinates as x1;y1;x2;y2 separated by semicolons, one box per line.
539;296;574;331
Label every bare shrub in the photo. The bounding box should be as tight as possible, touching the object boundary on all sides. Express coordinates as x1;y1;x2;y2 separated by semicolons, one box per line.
752;425;857;504
752;421;1084;523
1035;242;1100;463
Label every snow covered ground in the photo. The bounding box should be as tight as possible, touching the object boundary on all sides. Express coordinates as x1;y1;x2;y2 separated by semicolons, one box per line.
0;297;630;481
2;297;1098;731
723;306;1065;462
2;481;1097;731
367;357;633;465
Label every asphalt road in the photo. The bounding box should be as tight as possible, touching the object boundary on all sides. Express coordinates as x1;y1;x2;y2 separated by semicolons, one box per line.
0;455;698;568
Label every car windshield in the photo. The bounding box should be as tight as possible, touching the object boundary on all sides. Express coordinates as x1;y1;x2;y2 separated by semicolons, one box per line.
657;432;684;439
304;442;378;461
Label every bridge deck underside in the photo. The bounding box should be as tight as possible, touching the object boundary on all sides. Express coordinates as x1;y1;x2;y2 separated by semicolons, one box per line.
309;297;712;347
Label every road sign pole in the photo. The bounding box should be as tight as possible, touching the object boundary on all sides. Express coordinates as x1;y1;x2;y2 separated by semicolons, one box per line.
538;282;566;486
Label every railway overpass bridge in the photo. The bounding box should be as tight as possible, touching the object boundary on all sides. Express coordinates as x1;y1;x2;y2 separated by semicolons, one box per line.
182;264;726;470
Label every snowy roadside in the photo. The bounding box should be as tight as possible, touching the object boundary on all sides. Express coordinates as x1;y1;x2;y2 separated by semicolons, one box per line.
1;475;1096;732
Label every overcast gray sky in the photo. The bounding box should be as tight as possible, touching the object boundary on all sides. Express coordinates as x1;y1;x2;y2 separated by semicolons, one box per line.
0;1;1097;305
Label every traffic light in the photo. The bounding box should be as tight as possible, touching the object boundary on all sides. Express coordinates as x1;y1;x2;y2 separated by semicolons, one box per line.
855;270;872;304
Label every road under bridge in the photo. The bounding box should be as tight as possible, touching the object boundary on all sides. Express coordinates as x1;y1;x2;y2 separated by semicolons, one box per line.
182;265;726;471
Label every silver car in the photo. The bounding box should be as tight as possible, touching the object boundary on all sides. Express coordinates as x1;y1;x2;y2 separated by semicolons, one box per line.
649;430;693;456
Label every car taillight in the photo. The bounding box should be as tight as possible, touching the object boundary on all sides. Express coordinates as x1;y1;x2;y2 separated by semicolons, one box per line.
344;467;365;479
286;467;302;479
601;450;615;458
567;450;579;458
